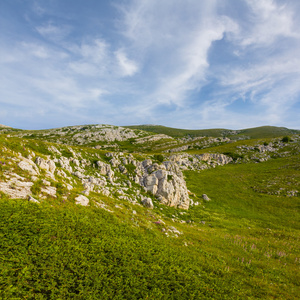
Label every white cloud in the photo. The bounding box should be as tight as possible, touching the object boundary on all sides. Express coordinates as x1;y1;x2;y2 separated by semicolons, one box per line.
67;39;110;76
115;49;138;77
36;23;71;42
233;0;299;46
116;0;239;108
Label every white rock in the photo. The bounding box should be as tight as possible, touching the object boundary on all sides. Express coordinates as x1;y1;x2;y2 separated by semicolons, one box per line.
18;159;39;176
142;197;154;209
28;196;39;203
75;195;89;206
202;194;210;201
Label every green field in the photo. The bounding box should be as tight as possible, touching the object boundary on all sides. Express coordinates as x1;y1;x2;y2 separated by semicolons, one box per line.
126;125;300;139
1;156;299;299
0;126;299;299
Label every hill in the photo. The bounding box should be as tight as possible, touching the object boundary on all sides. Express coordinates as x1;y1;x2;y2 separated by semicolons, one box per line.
126;124;300;139
0;124;299;299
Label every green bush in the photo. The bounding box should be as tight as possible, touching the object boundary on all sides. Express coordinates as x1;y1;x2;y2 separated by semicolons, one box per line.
223;152;244;162
153;154;164;163
281;136;290;143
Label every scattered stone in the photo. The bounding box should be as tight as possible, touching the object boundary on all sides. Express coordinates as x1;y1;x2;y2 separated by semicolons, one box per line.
75;195;89;206
41;186;57;198
18;159;39;176
142;197;154;209
28;196;39;203
202;194;210;201
0;177;33;199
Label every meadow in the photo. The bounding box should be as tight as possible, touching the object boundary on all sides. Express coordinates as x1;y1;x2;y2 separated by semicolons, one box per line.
0;126;299;299
1;155;299;299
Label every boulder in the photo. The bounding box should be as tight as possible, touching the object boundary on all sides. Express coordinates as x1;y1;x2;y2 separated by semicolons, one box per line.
75;195;89;206
28;196;39;203
142;197;154;209
96;161;112;176
0;177;33;199
202;194;210;201
138;161;191;209
35;157;49;171
18;159;39;176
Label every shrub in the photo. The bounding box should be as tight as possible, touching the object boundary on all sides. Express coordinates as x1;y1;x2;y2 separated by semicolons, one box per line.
223;152;244;162
153;154;164;163
282;136;290;143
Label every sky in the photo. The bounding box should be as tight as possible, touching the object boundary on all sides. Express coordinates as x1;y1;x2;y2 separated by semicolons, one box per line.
0;0;300;130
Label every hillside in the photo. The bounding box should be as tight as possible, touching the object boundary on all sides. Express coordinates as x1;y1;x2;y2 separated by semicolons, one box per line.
0;124;299;299
126;124;300;139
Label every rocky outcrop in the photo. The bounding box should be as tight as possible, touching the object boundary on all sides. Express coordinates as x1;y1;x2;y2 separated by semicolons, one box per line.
0;173;33;199
18;158;39;176
35;157;56;174
58;157;73;173
195;153;233;165
134;134;174;144
137;160;191;210
142;197;154;209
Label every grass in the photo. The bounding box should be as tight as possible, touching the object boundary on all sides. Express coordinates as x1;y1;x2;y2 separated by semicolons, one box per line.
0;128;299;299
126;125;300;139
0;200;247;299
1;155;299;298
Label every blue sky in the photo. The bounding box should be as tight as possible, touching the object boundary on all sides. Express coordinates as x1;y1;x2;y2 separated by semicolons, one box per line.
1;0;300;130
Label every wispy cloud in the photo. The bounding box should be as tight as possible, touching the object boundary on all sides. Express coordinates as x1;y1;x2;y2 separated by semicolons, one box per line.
239;0;299;46
0;0;299;129
36;23;71;42
115;49;138;77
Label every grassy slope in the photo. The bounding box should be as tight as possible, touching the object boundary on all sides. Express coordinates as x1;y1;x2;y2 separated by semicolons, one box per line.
236;126;300;139
126;125;228;138
1;155;299;298
126;125;300;139
0;129;299;299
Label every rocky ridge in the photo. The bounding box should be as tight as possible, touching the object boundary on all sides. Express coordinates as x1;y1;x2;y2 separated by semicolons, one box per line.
1;127;299;213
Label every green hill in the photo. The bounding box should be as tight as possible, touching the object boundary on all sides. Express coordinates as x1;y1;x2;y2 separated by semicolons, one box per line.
236;126;300;139
126;125;300;139
0;125;299;299
125;124;230;138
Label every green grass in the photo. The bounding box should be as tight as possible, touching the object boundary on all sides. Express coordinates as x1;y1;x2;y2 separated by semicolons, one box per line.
0;200;250;300
0;128;299;299
126;125;300;139
237;126;300;139
1;155;299;298
126;125;230;138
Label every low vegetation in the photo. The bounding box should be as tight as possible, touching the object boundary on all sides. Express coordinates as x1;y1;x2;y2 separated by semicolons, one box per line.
0;124;299;299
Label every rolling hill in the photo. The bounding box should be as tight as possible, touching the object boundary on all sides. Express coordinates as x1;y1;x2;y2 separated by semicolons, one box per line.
0;124;299;299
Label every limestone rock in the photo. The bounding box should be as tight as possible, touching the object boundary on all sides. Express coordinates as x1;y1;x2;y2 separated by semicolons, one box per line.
196;153;232;165
138;161;191;209
73;171;85;179
75;195;89;206
0;176;33;199
35;157;56;174
58;157;73;173
118;164;127;174
18;159;39;176
96;161;112;176
142;197;154;209
41;186;57;198
28;196;39;203
202;194;210;201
